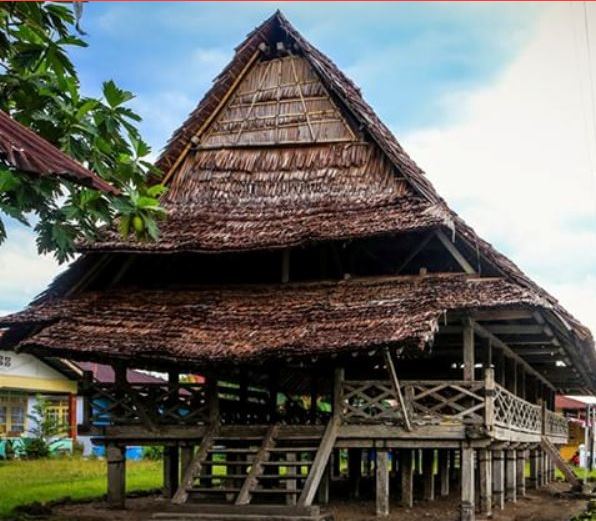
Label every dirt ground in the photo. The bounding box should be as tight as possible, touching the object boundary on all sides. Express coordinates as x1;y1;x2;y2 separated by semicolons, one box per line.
32;482;588;521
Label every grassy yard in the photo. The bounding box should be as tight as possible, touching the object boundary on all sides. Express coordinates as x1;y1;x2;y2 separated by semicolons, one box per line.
0;456;162;517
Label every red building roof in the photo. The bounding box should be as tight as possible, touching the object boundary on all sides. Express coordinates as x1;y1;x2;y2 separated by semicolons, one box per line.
0;110;117;194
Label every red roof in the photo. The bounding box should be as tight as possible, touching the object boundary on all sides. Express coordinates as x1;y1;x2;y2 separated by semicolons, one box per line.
556;395;588;410
76;361;165;384
0;110;118;194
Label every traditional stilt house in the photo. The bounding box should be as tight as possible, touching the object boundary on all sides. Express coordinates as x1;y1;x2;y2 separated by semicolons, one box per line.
1;12;594;521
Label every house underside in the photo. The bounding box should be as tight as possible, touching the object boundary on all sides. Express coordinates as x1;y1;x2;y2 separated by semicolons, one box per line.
1;11;594;521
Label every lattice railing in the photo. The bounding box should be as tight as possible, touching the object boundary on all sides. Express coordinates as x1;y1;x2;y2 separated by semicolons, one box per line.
545;409;569;438
493;384;541;434
401;380;486;425
341;380;404;424
81;382;209;427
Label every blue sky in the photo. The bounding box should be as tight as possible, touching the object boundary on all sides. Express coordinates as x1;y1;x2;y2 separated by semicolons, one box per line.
1;2;595;334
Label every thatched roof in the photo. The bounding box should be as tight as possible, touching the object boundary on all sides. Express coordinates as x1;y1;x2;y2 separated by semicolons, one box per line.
0;274;549;367
0;110;117;194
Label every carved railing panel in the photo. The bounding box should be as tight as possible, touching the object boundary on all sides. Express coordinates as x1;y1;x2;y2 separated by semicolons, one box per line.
493;384;541;434
402;380;486;425
81;382;209;427
545;409;569;438
341;380;404;424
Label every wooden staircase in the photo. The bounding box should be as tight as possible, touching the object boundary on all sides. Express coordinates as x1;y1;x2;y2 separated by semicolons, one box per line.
172;420;338;510
540;436;581;488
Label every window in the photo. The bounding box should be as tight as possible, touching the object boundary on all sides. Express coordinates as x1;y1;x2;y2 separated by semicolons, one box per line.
0;393;27;436
46;399;69;433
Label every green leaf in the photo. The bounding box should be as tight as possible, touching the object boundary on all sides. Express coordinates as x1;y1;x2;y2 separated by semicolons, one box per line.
103;80;134;108
118;215;131;238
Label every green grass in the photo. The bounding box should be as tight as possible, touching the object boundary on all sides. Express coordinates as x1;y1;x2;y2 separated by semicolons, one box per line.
0;456;162;517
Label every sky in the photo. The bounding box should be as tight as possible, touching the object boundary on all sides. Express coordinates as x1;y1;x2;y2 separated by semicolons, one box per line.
0;2;595;336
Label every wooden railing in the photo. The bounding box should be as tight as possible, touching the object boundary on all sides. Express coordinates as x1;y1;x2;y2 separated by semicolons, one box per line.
545;409;570;438
81;381;209;428
339;375;568;440
492;384;542;434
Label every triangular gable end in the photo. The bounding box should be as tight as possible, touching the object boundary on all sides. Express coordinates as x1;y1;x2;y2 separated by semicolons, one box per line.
200;54;356;148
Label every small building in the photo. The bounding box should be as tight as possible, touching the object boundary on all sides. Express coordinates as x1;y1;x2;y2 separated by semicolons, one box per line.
0;347;79;456
1;12;594;521
0;342;164;457
556;395;594;464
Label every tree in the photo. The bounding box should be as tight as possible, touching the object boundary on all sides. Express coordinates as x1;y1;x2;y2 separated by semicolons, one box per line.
0;2;165;262
24;395;65;458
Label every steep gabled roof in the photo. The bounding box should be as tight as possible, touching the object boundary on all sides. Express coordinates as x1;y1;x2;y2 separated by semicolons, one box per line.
0;110;117;194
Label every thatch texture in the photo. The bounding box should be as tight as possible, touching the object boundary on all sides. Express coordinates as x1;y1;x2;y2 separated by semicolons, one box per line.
1;274;549;366
84;142;451;252
0;110;117;193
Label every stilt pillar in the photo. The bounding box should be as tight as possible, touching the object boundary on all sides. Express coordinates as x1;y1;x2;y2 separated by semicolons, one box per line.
400;449;414;508
286;451;297;505
317;462;330;505
516;449;526;497
439;449;450;497
106;443;126;509
180;444;194;482
163;445;179;499
461;446;475;521
348;448;362;499
492;449;505;510
478;449;492;516
505;449;517;503
423;449;435;501
376;450;390;516
528;448;539;489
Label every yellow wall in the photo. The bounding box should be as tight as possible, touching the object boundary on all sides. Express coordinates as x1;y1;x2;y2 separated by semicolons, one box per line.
0;374;77;394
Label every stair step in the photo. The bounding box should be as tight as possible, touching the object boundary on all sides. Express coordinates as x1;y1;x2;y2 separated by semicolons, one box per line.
268;447;317;453
251;489;303;494
208;448;259;454
153;504;320;516
261;461;313;466
258;475;308;480
196;475;248;481
187;487;241;493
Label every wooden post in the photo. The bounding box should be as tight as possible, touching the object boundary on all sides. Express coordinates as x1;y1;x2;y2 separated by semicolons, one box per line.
528;448;538;489
536;448;544;487
384;347;412;431
505;449;516;503
463;320;475;381
423;449;435;501
286;451;297;505
461;446;475;521
180;444;194;484
484;368;495;434
400;449;414;508
163;446;180;499
317;463;330;505
376;450;390;516
516;449;526;497
106;443;126;509
439;450;450;496
492;450;505;510
348;448;362;499
478;449;492;517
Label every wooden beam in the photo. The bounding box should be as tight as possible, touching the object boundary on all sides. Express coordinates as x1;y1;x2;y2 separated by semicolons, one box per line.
471;321;555;391
395;231;435;274
106;443;126;509
400;449;414;508
484;324;546;335
376;450;390;515
384;348;412;431
461;446;475;521
463;320;475;381
162;49;261;185
478;449;492;516
436;231;476;274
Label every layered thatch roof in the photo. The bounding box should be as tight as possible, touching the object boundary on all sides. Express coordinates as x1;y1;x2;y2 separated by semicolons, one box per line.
0;110;117;194
0;274;549;367
0;12;593;391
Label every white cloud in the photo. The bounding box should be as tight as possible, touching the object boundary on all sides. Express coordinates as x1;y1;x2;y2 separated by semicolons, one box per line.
403;4;596;333
0;224;64;314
